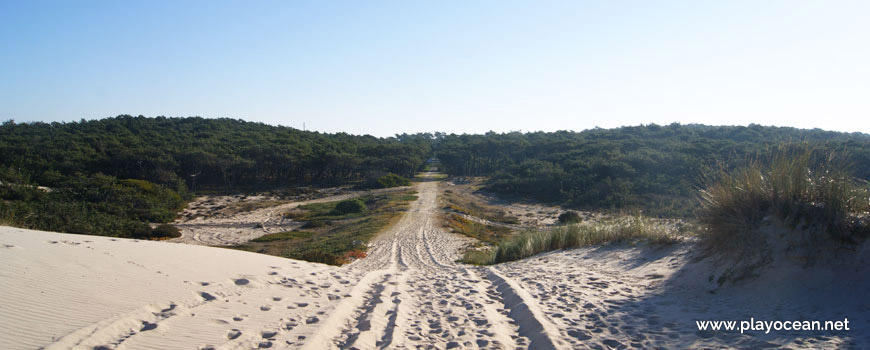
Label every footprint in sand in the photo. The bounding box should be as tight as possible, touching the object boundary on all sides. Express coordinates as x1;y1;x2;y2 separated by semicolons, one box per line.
261;331;278;339
227;329;242;340
140;321;157;331
200;292;217;301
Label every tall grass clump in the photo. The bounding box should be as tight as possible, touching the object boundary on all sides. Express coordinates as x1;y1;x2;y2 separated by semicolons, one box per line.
491;215;682;263
698;144;870;255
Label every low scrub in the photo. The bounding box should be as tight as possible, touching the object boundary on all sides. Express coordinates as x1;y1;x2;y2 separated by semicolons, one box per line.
698;145;870;257
558;211;582;224
488;215;683;264
0;174;186;237
377;173;411;188
150;223;181;239
332;199;367;215
441;190;519;225
236;190;417;265
445;213;512;244
460;248;496;266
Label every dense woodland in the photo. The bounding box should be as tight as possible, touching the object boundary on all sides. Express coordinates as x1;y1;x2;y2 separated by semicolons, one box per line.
2;116;869;237
0;116;431;236
435;124;870;216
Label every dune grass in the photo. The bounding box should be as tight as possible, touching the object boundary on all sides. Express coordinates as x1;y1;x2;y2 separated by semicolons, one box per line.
445;213;513;244
463;215;685;265
697;145;870;256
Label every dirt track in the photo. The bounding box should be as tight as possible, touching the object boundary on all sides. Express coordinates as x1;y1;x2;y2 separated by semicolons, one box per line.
304;178;569;349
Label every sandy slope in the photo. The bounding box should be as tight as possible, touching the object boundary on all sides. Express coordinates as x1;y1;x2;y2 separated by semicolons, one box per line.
0;228;358;350
2;179;868;349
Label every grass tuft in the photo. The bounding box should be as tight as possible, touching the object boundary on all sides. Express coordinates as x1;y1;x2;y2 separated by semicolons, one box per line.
486;215;684;264
445;213;512;244
697;144;870;256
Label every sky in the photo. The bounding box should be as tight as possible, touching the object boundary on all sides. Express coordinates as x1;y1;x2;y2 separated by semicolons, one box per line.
1;1;869;137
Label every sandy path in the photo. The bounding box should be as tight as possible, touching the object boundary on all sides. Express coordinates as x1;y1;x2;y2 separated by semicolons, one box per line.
303;180;569;349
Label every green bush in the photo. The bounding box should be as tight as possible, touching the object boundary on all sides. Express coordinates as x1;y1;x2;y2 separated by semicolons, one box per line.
333;199;367;215
558;211;582;224
377;173;411;188
0;174;186;237
301;220;328;229
151;224;182;239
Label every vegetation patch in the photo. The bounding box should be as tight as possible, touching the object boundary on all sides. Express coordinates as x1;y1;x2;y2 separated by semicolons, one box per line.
558;211;582;224
234;190;418;265
465;215;686;265
0;173;186;238
333;199;367;215
150;223;182;239
441;190;519;225
377;173;412;188
445;213;512;245
698;145;870;258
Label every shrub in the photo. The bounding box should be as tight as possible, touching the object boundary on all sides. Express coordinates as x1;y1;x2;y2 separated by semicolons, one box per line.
333;199;367;215
301;220;328;229
377;173;411;188
151;224;182;239
126;221;154;239
697;145;870;256
558;211;582;224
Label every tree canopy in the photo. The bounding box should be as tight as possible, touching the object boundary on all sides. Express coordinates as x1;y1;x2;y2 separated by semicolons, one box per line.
435;124;870;216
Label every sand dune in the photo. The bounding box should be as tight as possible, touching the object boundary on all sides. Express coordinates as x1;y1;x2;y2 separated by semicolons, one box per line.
0;227;357;350
2;180;868;349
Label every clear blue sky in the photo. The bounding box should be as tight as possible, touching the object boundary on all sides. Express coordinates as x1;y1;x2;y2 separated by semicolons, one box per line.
2;1;868;137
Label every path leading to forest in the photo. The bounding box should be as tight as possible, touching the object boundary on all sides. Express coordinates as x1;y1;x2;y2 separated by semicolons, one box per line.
302;177;568;349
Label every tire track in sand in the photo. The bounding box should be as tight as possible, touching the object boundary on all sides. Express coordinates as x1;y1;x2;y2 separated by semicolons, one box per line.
302;178;565;349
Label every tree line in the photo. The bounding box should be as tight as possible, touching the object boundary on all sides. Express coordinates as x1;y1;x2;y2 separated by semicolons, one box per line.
0;115;432;236
434;124;870;216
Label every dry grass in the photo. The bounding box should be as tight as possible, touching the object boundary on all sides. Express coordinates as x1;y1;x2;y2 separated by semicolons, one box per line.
698;145;870;256
461;215;686;265
441;190;519;224
445;213;513;244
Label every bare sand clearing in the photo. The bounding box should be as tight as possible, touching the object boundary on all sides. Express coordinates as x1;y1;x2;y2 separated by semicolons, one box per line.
170;186;412;246
2;180;869;349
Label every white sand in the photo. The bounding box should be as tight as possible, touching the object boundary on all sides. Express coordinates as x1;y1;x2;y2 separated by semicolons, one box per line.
0;227;357;350
2;179;868;349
